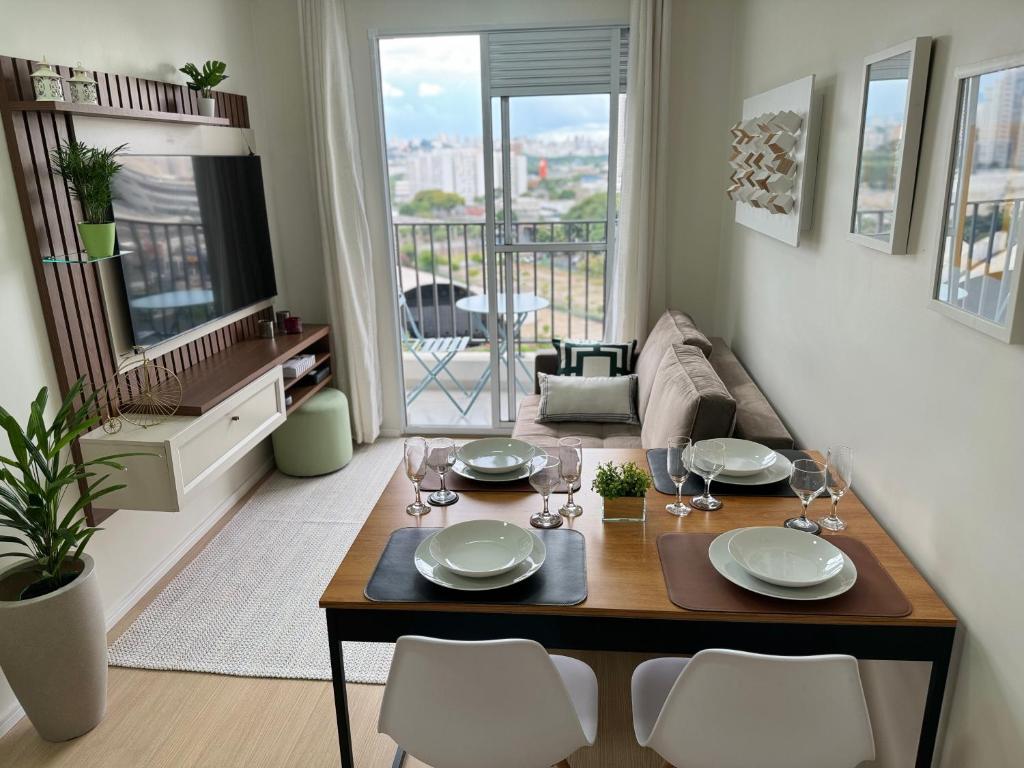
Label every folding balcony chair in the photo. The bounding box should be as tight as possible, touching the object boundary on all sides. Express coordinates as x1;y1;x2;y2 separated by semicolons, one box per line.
399;290;473;415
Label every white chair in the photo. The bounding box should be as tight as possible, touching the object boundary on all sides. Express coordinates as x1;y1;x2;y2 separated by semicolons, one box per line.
631;649;875;768
378;636;598;768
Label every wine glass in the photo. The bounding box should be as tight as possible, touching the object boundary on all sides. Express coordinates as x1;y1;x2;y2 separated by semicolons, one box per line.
426;438;458;506
403;437;429;516
820;445;853;532
665;437;692;517
690;439;726;511
786;459;826;534
557;437;583;518
529;454;563;529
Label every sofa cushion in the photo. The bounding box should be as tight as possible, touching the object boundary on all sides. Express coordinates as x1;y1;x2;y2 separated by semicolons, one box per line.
537;373;640;424
635;310;714;420
708;337;794;449
512;395;642;449
640;343;736;449
553;338;637;377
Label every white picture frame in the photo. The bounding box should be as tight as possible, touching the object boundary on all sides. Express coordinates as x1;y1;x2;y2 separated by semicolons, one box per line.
930;51;1024;344
848;37;932;255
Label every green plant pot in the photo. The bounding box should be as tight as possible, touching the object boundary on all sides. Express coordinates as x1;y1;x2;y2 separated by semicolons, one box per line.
77;222;115;260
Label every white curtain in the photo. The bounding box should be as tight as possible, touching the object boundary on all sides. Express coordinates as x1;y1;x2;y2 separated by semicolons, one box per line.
298;0;382;443
605;0;672;346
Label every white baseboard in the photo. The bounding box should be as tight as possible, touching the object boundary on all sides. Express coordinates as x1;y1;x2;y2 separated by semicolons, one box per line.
0;456;275;739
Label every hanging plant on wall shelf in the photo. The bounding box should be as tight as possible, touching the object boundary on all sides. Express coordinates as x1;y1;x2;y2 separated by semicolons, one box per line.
179;59;229;118
49;140;127;260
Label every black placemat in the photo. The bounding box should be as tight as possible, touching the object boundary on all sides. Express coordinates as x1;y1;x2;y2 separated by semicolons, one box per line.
364;527;587;606
646;449;813;497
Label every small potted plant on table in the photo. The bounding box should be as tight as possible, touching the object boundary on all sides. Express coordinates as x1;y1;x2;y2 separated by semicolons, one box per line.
50;140;126;260
592;460;652;522
0;380;139;741
180;59;229;117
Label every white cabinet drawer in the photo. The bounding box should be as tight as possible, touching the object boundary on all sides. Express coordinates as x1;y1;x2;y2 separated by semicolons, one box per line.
178;370;285;491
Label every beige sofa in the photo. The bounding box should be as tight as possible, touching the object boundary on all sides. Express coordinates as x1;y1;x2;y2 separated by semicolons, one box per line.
511;310;793;450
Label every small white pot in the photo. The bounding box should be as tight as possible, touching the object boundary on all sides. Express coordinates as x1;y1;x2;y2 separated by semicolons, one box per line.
0;554;107;741
198;96;216;117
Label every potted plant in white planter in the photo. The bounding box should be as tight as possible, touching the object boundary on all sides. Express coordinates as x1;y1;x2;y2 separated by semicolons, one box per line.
50;140;126;260
179;59;229;117
592;460;652;522
0;379;137;741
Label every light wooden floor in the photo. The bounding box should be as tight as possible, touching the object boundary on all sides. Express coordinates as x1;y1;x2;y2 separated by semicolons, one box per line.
0;470;662;768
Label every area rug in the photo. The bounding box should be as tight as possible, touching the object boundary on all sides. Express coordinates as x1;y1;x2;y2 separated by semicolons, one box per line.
108;439;403;684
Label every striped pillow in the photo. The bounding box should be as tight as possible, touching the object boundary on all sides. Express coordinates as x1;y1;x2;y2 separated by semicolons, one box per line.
536;373;640;424
553;338;637;377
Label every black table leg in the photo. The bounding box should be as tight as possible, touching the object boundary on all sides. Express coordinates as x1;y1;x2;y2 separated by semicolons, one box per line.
915;628;955;768
327;611;356;768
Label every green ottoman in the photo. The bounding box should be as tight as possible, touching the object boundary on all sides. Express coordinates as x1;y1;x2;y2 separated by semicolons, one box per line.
272;387;353;476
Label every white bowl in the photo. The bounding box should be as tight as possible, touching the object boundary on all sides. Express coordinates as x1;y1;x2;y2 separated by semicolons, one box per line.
716;438;777;477
727;527;845;588
458;438;536;475
427;520;536;578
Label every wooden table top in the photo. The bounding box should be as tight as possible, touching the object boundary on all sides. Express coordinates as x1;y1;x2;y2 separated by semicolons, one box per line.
320;449;956;628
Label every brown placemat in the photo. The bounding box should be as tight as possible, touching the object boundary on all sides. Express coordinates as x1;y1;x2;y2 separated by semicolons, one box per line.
657;533;912;618
420;446;581;494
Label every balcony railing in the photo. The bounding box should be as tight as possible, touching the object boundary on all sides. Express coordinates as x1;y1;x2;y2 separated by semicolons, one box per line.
394;220;608;346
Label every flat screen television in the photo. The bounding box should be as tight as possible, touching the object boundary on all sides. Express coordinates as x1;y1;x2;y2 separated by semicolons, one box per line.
111;154;277;347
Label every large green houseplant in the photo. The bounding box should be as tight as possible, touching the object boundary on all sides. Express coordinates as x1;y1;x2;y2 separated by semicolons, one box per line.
0;379;136;741
180;59;229;117
49;140;126;260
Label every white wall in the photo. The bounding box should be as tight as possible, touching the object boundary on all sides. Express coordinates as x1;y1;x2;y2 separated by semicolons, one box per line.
708;1;1024;765
0;0;281;731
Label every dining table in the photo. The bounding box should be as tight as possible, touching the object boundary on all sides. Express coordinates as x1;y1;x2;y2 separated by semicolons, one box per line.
320;448;956;768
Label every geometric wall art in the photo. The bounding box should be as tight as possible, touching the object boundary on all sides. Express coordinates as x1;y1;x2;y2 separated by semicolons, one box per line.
729;75;822;246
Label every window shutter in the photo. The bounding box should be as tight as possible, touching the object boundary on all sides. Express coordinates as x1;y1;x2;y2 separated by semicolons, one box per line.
485;26;629;97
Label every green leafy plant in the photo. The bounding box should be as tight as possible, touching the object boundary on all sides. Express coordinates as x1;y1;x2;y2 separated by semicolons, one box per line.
591;461;651;499
0;379;137;599
49;140;127;225
179;60;229;98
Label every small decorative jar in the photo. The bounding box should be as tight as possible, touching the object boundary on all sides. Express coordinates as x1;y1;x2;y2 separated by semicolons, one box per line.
30;59;64;102
67;64;98;105
601;495;647;523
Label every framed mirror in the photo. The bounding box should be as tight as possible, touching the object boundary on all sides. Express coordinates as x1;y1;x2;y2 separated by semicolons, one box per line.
932;52;1024;343
849;37;932;254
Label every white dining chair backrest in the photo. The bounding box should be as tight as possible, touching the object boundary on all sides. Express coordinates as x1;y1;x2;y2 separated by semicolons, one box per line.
642;649;875;768
378;636;592;768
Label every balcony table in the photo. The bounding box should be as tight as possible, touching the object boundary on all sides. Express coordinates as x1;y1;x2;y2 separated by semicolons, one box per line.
320;448;956;768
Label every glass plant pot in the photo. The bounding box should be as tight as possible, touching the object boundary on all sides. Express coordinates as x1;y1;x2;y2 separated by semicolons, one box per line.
601;495;646;523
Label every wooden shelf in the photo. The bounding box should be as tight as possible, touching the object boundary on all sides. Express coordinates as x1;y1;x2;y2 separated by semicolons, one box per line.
283;352;332;392
7;99;230;126
172;325;330;415
287;374;334;416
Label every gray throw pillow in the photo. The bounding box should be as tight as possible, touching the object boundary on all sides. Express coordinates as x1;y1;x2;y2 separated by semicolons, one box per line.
537;373;640;424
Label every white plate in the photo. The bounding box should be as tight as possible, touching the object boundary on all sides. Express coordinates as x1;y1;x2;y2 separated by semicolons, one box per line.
709;529;857;601
459;438;537;474
716;438;777;477
427;520;535;578
727;526;845;587
452;458;532;483
415;530;546;591
714;452;793;486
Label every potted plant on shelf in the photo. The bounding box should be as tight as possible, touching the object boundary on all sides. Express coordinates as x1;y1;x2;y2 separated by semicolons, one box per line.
179;59;228;117
0;379;138;741
50;140;126;260
592;461;652;522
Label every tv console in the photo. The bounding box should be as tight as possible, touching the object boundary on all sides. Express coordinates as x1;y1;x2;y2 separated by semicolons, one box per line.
79;325;333;513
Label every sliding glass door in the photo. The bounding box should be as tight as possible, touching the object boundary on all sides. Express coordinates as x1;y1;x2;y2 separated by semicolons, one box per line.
375;26;627;432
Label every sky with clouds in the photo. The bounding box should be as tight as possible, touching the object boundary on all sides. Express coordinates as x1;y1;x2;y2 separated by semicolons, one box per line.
378;34;610;142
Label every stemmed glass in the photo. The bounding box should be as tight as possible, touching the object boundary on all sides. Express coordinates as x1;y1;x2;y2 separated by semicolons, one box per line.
786;459;826;534
425;437;458;507
665;437;692;517
690;440;726;511
528;454;563;529
820;445;853;532
403;437;429;516
557;437;583;518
